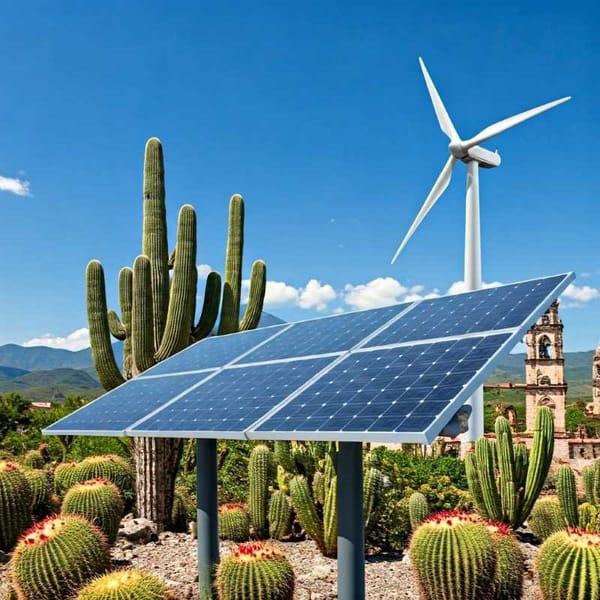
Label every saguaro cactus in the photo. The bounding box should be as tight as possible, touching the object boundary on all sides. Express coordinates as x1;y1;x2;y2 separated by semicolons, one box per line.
466;407;554;528
86;138;266;529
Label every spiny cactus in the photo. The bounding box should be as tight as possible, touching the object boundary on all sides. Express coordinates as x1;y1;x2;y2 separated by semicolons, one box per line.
578;502;598;532
21;467;53;520
408;492;430;530
289;475;325;553
9;514;110;600
87;138;266;528
486;522;523;600
20;449;45;470
556;465;579;527
76;568;173;599
170;487;194;533
527;497;565;541
218;503;251;542
54;461;79;496
248;445;272;539
0;461;33;552
363;464;384;534
537;529;600;599
216;542;294;600
268;490;292;540
466;407;554;528
62;478;124;545
583;464;596;504
409;511;497;600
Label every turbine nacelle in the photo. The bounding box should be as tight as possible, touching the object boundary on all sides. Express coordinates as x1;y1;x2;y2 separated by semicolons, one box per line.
448;142;501;168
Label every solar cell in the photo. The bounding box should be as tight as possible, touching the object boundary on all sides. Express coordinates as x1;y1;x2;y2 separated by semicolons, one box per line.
138;324;289;377
129;357;334;438
43;372;213;436
252;333;509;440
236;304;406;364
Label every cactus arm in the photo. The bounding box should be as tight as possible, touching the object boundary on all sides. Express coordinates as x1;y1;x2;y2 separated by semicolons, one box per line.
218;194;244;335
86;260;125;391
239;259;266;331
142;137;169;348
475;437;503;522
131;256;155;373
289;475;325;554
193;271;222;341
118;267;133;378
107;311;126;340
495;417;517;524
557;466;579;528
464;453;489;520
522;407;554;520
583;467;595;504
156;205;197;361
323;475;337;557
168;247;176;269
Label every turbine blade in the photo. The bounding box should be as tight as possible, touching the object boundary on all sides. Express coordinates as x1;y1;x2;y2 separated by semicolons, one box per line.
391;156;456;264
419;57;460;143
464;96;571;149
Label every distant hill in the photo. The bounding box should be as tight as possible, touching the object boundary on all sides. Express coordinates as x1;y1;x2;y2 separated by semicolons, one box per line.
0;365;30;380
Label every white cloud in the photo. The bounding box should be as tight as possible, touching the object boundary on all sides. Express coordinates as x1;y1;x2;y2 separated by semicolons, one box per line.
197;264;212;278
298;280;336;311
263;280;300;307
0;175;31;196
23;328;90;351
447;280;503;295
343;277;408;310
561;283;600;303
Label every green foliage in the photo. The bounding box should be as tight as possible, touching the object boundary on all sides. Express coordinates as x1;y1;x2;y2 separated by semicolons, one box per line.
61;478;124;545
0;393;31;440
537;529;600;600
248;444;272;539
527;497;565;541
9;514;110;600
216;542;294;600
76;568;173;599
218;503;251;542
409;512;497;600
0;461;33;552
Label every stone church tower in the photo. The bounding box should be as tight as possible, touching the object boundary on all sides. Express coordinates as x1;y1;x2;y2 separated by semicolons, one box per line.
592;347;600;415
525;300;567;432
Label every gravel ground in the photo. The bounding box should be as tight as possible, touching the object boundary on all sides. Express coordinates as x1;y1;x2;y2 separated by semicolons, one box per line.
1;532;542;599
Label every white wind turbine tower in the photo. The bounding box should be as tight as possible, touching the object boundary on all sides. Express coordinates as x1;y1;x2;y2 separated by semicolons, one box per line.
391;58;570;441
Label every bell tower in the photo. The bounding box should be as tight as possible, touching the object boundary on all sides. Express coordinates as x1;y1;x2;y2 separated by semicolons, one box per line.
592;347;600;415
525;300;567;432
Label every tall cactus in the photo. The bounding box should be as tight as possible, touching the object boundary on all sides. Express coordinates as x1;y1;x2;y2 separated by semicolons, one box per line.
248;445;272;539
466;407;554;528
408;492;430;530
86;138;266;529
556;465;578;528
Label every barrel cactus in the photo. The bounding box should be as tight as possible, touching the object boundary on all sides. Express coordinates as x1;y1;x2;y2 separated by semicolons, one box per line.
62;478;124;545
0;461;33;552
408;492;430;530
486;522;523;600
20;449;45;470
22;467;53;520
216;542;294;600
76;568;173;599
9;514;110;600
54;461;80;496
578;502;598;532
527;497;565;541
409;511;497;600
248;445;272;539
218;503;251;542
537;529;600;599
268;490;292;540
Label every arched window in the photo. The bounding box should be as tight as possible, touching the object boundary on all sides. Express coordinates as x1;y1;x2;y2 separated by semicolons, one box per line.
538;397;555;410
538;336;553;359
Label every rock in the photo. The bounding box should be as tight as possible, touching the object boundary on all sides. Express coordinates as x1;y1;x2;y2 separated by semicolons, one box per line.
118;517;158;544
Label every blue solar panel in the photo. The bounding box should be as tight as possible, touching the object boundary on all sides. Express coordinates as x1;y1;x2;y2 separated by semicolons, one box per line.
44;373;211;435
236;304;406;364
138;324;288;377
253;334;509;437
365;275;567;348
129;357;334;438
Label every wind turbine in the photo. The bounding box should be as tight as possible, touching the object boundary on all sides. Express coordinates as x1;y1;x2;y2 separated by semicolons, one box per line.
391;57;570;441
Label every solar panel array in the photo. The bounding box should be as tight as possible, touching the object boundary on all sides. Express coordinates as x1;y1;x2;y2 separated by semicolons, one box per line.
43;273;573;444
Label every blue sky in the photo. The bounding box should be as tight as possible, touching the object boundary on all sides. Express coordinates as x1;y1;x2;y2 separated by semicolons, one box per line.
0;1;597;353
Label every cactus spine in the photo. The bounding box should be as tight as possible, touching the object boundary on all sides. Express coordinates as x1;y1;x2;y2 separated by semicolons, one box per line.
268;490;292;540
72;455;135;507
20;450;45;470
0;461;32;552
363;464;383;534
583;465;596;504
76;568;172;599
9;514;110;600
216;542;294;600
218;504;251;542
22;468;53;520
289;475;325;553
62;478;124;545
556;465;579;527
486;523;523;600
466;407;554;528
409;511;497;600
408;492;430;530
248;445;272;539
537;529;600;600
54;461;80;496
578;502;598;532
528;497;565;541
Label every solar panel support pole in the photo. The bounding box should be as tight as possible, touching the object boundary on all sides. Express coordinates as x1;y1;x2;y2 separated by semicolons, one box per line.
464;159;484;442
196;438;219;600
337;441;365;600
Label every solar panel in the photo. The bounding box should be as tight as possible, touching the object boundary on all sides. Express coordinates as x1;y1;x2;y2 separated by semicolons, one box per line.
235;304;408;364
138;324;289;377
130;357;334;439
42;272;574;442
43;372;213;436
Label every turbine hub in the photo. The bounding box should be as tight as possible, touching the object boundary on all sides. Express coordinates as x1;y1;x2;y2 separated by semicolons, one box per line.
448;141;467;159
